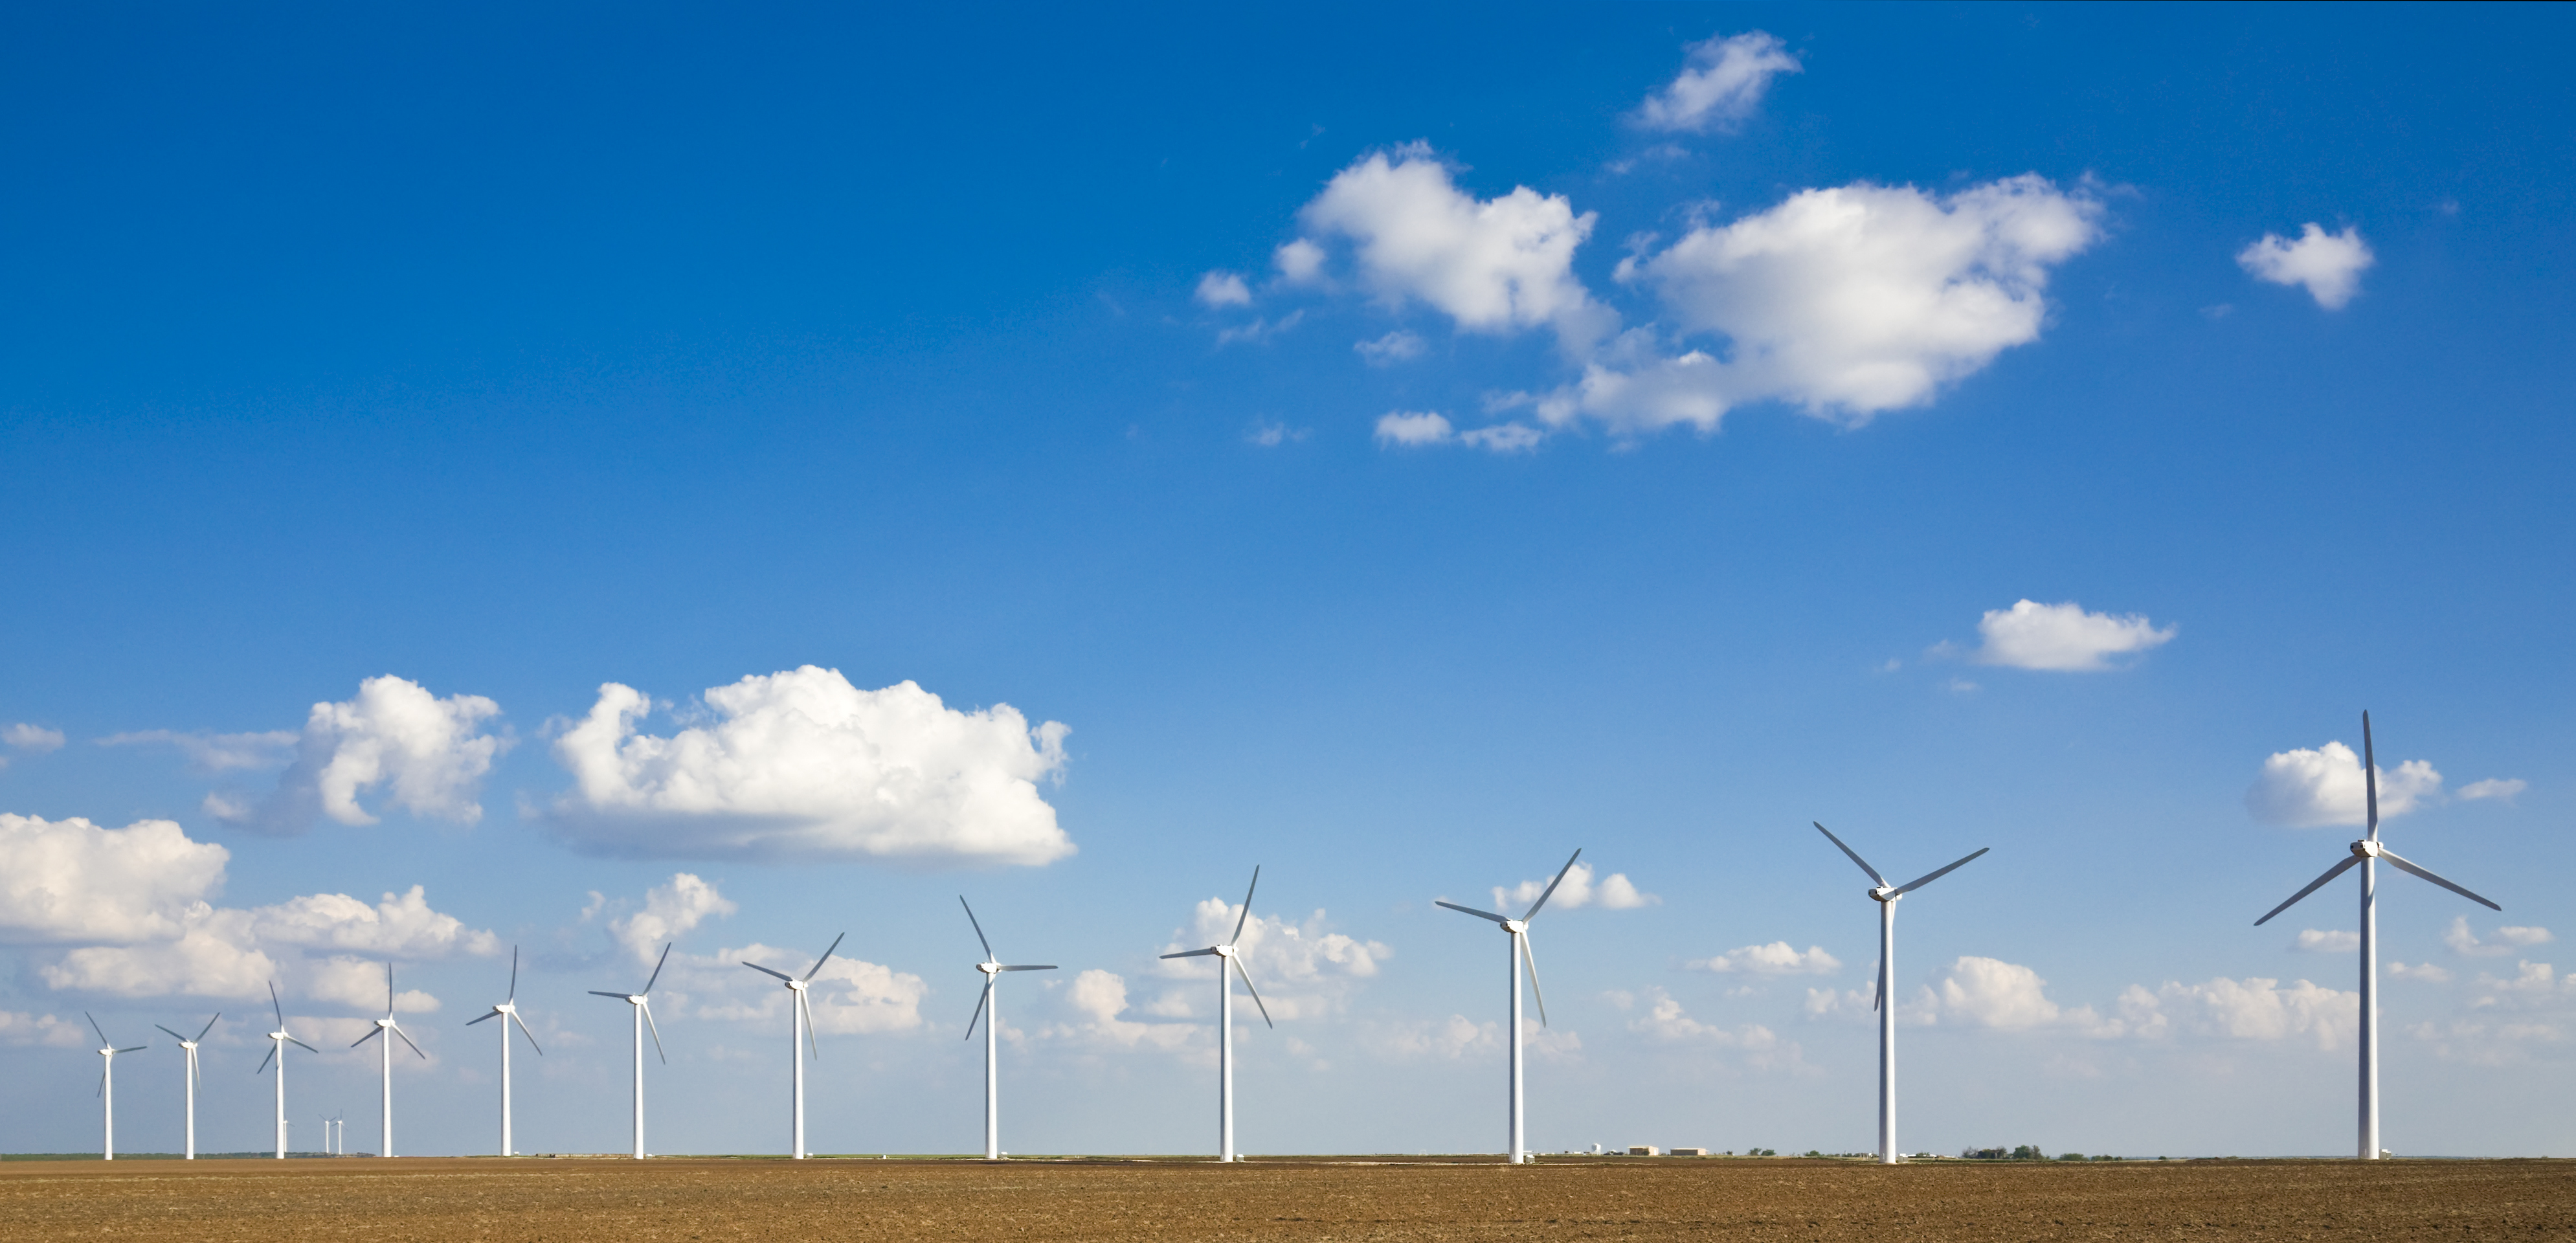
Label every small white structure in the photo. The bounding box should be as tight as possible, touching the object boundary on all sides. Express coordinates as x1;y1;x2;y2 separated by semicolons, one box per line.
1670;1147;1708;1156
1628;1145;1660;1156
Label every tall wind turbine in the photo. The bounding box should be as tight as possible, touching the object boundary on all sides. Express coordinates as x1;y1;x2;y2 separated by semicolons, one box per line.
1160;867;1273;1163
467;946;543;1156
1811;822;1987;1165
86;1013;147;1161
1436;847;1582;1165
151;1013;219;1159
959;897;1053;1161
743;932;842;1159
350;962;427;1157
254;982;318;1159
2254;711;2502;1160
590;943;671;1159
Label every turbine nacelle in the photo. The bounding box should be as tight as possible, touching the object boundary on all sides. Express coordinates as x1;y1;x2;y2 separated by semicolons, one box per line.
2352;839;2381;859
1868;886;1898;904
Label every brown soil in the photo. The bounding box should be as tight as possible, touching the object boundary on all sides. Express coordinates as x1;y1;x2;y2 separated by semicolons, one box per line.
3;1155;2570;1242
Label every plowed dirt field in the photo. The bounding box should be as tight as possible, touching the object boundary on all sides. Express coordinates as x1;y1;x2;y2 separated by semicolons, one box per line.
4;1155;2569;1242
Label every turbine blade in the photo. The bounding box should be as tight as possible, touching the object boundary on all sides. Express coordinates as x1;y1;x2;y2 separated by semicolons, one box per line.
588;991;630;1000
1000;964;1056;972
117;1045;147;1054
156;1024;190;1042
270;981;285;1027
1894;847;1990;896
1522;849;1584;922
2255;855;2362;926
513;1012;544;1056
196;1013;221;1042
800;991;820;1061
1872;974;1883;1011
508;945;520;1003
256;1045;276;1075
394;1025;426;1059
642;1000;667;1063
1813;823;1887;886
97;1069;105;1097
386;961;396;1016
467;1009;502;1026
86;1011;111;1047
743;962;796;983
289;1037;318;1054
352;1028;383;1049
1520;930;1550;1027
1434;901;1510;924
806;932;845;982
1231;866;1260;946
1160;948;1222;959
2379;848;2503;912
963;981;989;1041
1233;957;1274;1029
2362;710;2379;842
642;943;672;995
959;896;995;960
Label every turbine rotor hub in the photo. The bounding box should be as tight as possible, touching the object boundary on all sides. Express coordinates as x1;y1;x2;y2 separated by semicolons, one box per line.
788;979;807;991
2351;840;2381;858
1215;945;1236;958
978;962;1002;976
1501;919;1526;934
1870;886;1898;902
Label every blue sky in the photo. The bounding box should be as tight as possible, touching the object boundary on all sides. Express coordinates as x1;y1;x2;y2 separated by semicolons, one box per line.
3;3;2572;1159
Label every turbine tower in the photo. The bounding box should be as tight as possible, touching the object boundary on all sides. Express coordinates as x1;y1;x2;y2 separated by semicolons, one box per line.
959;897;1053;1161
467;946;544;1156
151;1013;220;1159
1160;867;1273;1163
1436;847;1582;1165
254;982;318;1159
1811;821;1988;1165
589;943;671;1159
87;1013;146;1161
743;932;843;1159
350;962;427;1157
2254;711;2502;1160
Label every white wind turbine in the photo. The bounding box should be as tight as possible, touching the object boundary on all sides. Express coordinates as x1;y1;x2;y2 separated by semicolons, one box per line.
590;943;672;1159
1811;821;1988;1165
350;962;427;1158
86;1013;148;1161
1436;848;1583;1165
743;932;843;1159
2254;711;2501;1160
254;982;319;1159
959;897;1053;1161
1159;867;1273;1163
151;1012;220;1159
466;946;544;1157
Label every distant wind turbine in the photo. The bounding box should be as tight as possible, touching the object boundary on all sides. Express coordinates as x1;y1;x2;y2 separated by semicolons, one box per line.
466;946;543;1156
86;1013;147;1161
350;962;427;1157
1161;867;1273;1163
2254;711;2502;1160
254;982;319;1159
151;1013;219;1159
743;932;843;1159
1812;821;1988;1165
590;943;672;1159
1437;848;1582;1165
959;897;1053;1161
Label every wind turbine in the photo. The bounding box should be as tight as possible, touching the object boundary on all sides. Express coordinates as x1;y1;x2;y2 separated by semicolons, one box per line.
959;897;1053;1161
2254;711;2502;1160
743;932;842;1159
1811;821;1988;1165
1159;867;1273;1163
350;962;427;1157
1436;847;1582;1165
467;946;544;1156
86;1013;147;1161
151;1013;219;1159
590;943;671;1159
254;982;319;1159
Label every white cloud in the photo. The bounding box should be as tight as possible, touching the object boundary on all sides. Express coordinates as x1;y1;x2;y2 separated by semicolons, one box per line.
1374;410;1453;445
3;724;65;753
2459;778;2527;803
1246;420;1310;447
1687;941;1841;976
1194;270;1252;308
2245;741;2441;827
2296;929;2360;953
1488;861;1657;914
1635;31;1800;133
249;886;500;958
1365;1014;1499;1060
1969;599;2177;671
2237;223;2374;310
211;675;508;834
1295;146;1612;352
2390;961;2454;983
0;1010;87;1047
1354;330;1428;366
548;667;1074;866
2114;976;2358;1050
671;940;927;1036
1042;969;1195;1052
306;956;439;1013
1215;309;1303;346
1273;238;1325;284
606;873;737;965
1155;900;1389;1021
1619;988;1810;1071
2446;916;2553;959
0;814;230;945
1565;175;2102;435
98;729;298;773
1926;956;2121;1036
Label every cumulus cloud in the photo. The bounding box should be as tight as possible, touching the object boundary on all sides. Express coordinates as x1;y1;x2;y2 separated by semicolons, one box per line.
2116;976;2358;1050
98;729;298;773
3;724;65;754
1365;1014;1500;1060
1635;31;1800;133
2237;223;2373;310
1294;146;1612;352
2459;778;2528;803
1042;969;1195;1053
1967;599;2177;671
548;667;1074;866
2390;961;2454;983
1246;420;1310;447
0;1010;87;1047
2445;917;2553;959
1155;899;1389;1021
0;815;230;945
1488;861;1657;913
209;676;508;834
1354;330;1428;366
1925;957;2122;1036
1617;988;1810;1071
2297;929;2360;953
1194;270;1252;308
1562;175;2102;436
2245;741;2442;827
1688;942;1841;976
663;938;927;1036
306;956;439;1013
606;873;736;965
1273;238;1325;284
